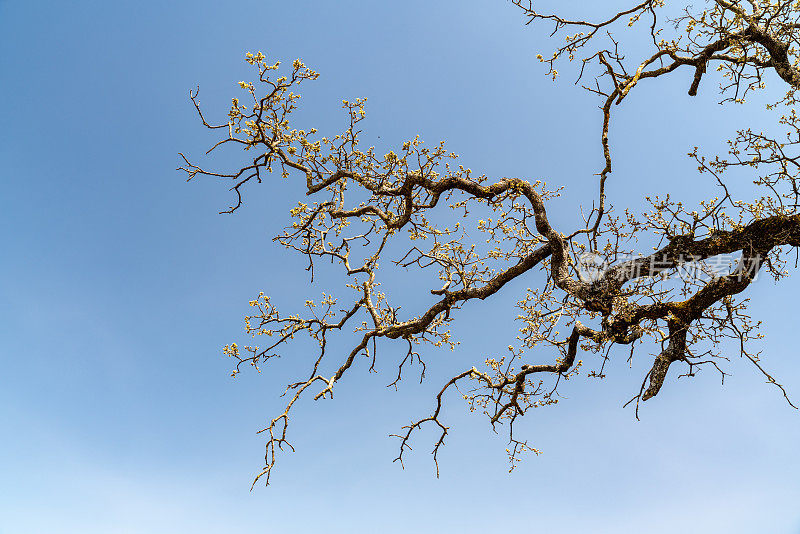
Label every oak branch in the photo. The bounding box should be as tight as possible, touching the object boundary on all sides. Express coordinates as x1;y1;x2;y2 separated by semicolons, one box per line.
181;1;800;486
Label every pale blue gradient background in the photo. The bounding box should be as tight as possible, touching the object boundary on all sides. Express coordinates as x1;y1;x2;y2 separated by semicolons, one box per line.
1;1;799;533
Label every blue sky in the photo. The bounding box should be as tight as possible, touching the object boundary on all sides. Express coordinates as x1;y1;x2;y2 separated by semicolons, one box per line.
1;1;799;532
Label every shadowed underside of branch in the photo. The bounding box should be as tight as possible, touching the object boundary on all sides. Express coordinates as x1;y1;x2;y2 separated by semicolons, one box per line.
181;0;800;486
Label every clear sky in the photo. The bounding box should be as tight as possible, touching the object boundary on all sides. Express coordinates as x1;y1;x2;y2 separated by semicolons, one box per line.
1;1;799;533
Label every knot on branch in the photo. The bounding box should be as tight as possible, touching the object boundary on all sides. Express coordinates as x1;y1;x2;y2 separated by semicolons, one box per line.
582;280;614;315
